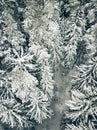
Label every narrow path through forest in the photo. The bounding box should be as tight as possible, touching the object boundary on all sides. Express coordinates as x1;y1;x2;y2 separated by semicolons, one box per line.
36;67;74;130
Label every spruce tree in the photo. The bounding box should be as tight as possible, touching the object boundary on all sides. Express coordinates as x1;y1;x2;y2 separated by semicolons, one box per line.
61;0;97;130
0;0;54;129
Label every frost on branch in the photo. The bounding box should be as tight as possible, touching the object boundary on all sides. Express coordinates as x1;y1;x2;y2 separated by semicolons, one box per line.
61;58;97;130
0;100;31;128
59;0;97;71
60;0;86;70
0;10;26;49
29;45;54;98
65;123;94;130
0;1;54;128
10;67;38;102
23;0;63;67
41;1;63;66
72;58;97;90
0;43;54;128
27;88;53;123
41;66;54;97
65;89;97;123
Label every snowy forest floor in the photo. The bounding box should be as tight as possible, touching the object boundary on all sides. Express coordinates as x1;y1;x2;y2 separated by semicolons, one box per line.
36;67;74;130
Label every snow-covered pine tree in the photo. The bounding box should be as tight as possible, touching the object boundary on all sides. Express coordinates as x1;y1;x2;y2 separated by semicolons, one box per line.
23;0;63;68
65;123;94;130
61;58;97;130
0;0;54;129
59;0;85;71
59;0;97;72
61;0;97;130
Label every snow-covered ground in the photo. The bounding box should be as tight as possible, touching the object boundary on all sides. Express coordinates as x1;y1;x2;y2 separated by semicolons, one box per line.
36;67;74;130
